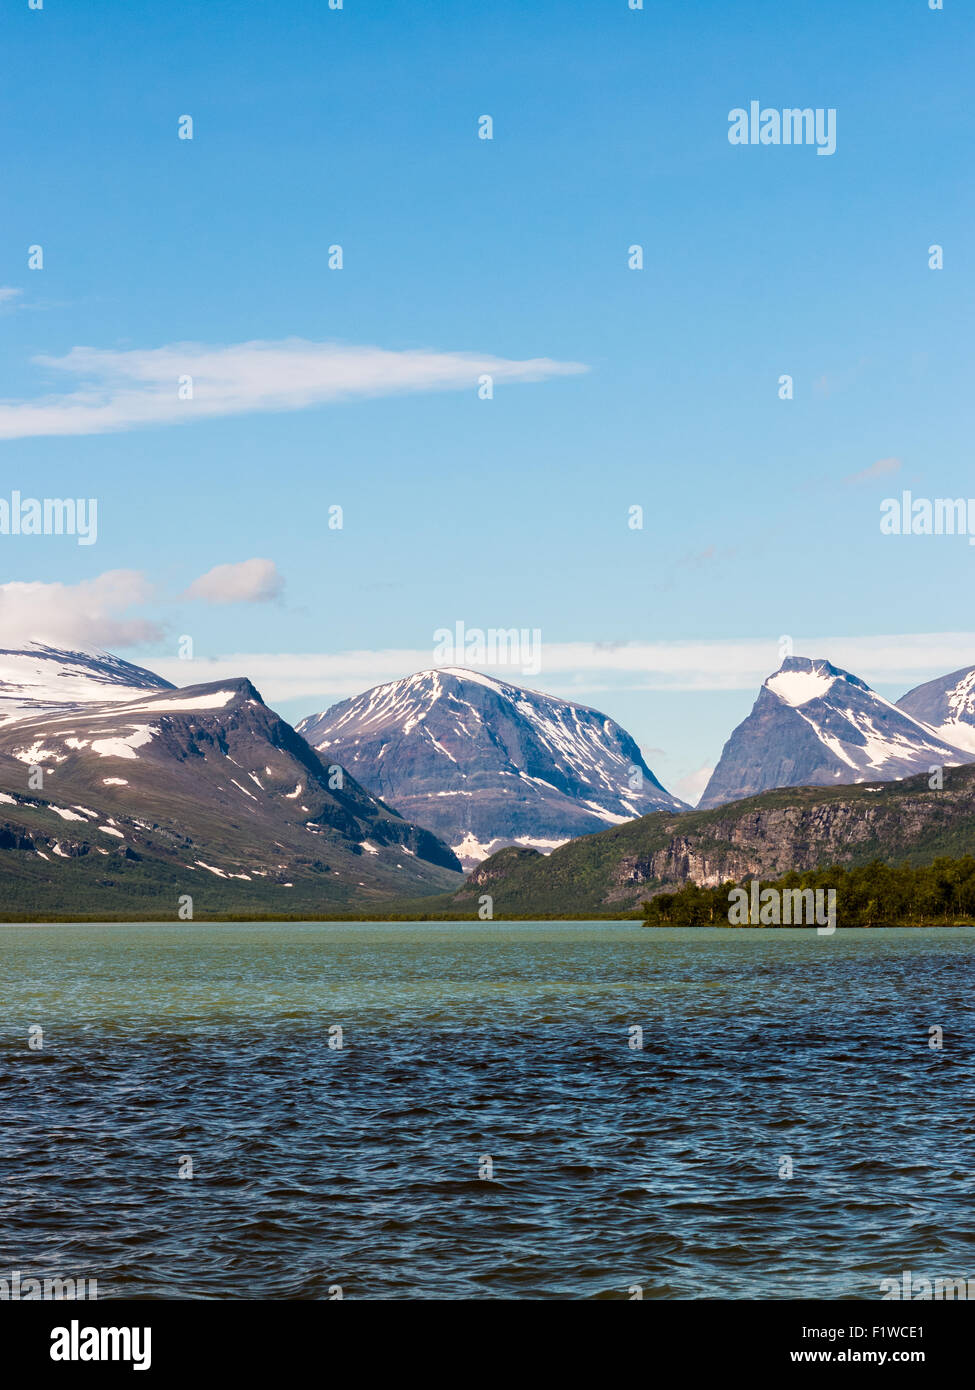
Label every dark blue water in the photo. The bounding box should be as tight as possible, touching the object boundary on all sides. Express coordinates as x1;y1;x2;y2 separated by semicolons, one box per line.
1;923;973;1299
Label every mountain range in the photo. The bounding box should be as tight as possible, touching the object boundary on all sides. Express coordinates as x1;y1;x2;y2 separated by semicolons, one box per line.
4;640;975;918
0;643;462;918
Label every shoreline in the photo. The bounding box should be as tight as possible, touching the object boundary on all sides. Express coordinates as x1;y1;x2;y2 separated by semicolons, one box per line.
1;915;974;928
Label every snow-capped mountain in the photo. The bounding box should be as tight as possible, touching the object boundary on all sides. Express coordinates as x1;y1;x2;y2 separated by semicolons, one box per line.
297;667;687;868
0;642;173;723
698;655;971;809
897;665;975;755
0;652;462;915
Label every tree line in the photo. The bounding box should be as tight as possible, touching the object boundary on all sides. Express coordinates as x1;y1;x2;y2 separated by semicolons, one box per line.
642;856;975;927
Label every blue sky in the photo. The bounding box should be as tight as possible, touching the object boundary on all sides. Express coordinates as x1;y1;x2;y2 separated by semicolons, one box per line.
2;0;973;802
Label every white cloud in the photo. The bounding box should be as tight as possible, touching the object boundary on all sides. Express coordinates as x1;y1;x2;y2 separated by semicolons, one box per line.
0;561;282;651
0;338;588;440
145;634;975;708
0;571;160;649
184;558;283;604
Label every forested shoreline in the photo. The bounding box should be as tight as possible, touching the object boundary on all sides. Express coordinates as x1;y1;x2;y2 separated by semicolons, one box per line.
642;857;975;927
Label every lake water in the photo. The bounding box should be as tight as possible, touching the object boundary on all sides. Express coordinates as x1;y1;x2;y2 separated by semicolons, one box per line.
1;923;973;1299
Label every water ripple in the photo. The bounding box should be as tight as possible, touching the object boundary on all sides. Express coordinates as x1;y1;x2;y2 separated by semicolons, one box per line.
0;923;973;1299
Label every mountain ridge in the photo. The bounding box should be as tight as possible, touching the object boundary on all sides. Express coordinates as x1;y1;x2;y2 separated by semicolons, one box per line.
9;641;975;919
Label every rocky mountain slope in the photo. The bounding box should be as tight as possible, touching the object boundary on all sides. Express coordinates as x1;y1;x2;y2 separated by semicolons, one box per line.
298;667;687;867
698;656;970;809
0;660;462;918
897;665;975;755
432;762;975;918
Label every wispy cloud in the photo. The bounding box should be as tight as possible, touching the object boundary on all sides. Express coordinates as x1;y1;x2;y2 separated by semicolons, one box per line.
146;634;975;707
0;287;23;313
184;558;283;604
0;338;588;440
843;456;901;485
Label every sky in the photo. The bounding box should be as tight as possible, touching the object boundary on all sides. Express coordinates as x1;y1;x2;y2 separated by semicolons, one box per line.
2;0;973;804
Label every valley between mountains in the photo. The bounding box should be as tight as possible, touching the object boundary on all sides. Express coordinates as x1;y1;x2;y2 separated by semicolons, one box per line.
2;642;975;919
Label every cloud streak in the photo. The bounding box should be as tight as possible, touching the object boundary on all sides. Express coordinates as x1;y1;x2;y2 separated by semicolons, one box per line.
0;338;588;440
147;634;975;707
843;456;901;485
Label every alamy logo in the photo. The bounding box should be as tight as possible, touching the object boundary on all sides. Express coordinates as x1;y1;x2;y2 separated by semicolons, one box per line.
728;101;836;156
1;1269;97;1300
433;620;542;676
50;1320;150;1371
880;1269;975;1300
0;491;98;545
728;881;836;935
880;492;975;544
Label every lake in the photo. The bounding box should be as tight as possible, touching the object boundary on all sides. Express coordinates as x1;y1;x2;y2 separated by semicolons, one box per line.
1;922;972;1299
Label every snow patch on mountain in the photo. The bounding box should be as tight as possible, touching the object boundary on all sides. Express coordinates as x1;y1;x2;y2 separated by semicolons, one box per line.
766;669;836;707
453;830;571;863
113;689;238;713
12;740;66;765
90;726;157;759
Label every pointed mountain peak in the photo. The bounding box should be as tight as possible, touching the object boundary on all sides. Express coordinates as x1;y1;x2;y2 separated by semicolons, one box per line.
700;656;971;809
